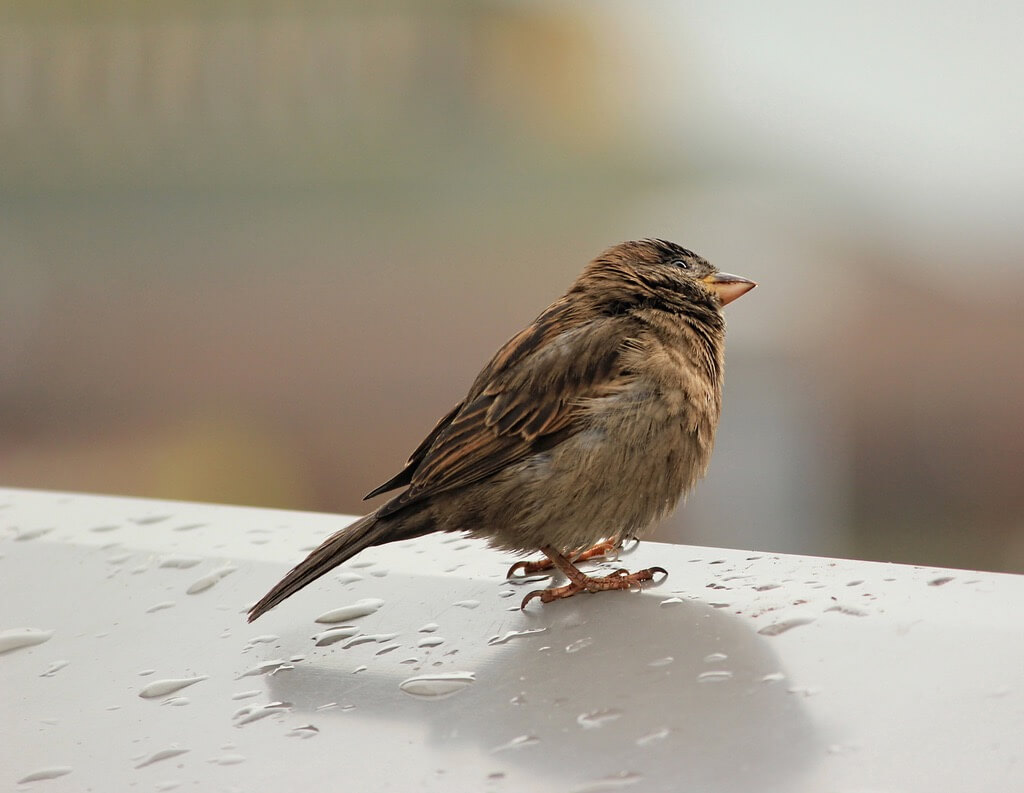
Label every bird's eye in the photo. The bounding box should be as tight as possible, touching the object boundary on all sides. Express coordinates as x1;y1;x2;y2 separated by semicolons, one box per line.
671;259;692;271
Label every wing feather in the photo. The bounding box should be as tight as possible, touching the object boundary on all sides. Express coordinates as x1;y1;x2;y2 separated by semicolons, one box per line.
374;301;635;518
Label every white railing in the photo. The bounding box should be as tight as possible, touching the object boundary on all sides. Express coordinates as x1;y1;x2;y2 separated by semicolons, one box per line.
1;487;1020;792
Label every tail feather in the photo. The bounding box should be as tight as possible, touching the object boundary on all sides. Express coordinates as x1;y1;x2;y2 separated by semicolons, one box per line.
248;513;385;622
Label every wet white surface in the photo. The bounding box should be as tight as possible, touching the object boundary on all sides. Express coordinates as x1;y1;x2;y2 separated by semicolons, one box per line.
1;487;1021;792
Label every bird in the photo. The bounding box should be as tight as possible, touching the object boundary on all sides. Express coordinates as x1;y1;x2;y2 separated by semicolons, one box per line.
248;239;755;621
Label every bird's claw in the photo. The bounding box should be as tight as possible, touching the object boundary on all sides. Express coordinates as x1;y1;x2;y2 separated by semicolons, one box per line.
506;559;551;579
519;565;668;609
519;588;548;610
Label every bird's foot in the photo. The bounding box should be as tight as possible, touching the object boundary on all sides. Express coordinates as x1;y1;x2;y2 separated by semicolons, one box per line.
506;537;635;579
518;545;666;609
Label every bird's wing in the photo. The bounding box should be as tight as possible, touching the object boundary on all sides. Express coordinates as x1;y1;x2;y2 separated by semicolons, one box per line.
374;301;635;517
365;295;580;501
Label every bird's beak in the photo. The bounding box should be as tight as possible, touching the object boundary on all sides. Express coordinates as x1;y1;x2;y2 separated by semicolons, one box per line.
702;272;757;305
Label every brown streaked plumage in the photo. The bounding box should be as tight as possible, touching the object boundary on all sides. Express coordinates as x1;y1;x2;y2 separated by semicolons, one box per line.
248;239;755;620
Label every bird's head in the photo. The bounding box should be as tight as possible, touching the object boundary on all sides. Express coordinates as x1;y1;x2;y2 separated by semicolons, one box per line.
582;239;756;313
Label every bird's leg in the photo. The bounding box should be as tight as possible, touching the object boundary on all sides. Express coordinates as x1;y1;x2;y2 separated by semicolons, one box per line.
520;545;666;610
506;538;632;579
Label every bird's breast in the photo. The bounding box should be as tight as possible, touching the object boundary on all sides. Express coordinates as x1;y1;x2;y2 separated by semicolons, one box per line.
556;378;718;524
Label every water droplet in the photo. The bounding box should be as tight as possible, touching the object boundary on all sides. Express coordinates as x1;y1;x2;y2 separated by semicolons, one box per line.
697;670;733;683
648;656;673;668
577;708;623;729
825;604;868;617
139;676;208;699
375;643;401;656
18;766;72;783
659;597;683;607
635;727;670;746
0;628;54;655
787;685;822;697
846;579;864;587
173;523;205;532
399;672;476;698
15;527;53;542
334;572;363;584
453;599;480;609
344;632;399;649
757;617;815;636
231;690;260;700
155;782;182;791
352;665;367;673
132;514;172;525
314;598;385;624
138;669;156;676
928;575;955;586
159;556;203;570
237;659;293;678
243;634;279;649
417;636;445;648
146;601;176;613
565;637;593;654
491;734;539;752
761;672;785;683
754;583;780;591
134;748;189;769
703;652;728;663
89;524;119;533
232;701;291;726
312;626;360;647
207;753;246;765
571;771;643;791
186;565;237;595
348;560;376;569
498;589;516;598
40;660;69;677
506;573;552;586
418;622;439;633
488;627;548;645
162;696;190;707
286;724;319;739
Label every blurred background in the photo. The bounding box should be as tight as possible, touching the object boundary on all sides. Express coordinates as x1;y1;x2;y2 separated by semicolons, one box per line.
2;1;1022;573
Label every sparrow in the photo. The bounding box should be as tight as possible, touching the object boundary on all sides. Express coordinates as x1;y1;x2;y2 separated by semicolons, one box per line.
248;239;755;621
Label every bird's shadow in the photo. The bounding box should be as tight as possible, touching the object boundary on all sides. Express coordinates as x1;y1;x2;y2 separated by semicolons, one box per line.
257;571;821;792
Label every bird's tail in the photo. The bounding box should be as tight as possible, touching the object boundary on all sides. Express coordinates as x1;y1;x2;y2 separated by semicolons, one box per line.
248;512;391;622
